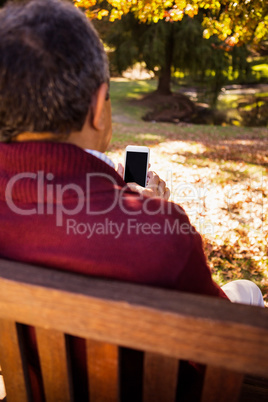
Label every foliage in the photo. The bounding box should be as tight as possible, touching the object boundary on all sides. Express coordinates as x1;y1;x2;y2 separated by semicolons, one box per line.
75;1;261;99
96;12;252;103
97;12;219;94
74;0;268;46
102;14;200;71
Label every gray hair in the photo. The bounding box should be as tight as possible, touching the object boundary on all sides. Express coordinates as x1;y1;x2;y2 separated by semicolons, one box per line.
0;0;109;141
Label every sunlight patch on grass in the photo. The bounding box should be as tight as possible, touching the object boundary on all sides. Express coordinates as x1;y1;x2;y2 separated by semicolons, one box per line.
252;63;268;77
110;130;165;147
136;133;164;142
110;79;157;120
110;79;157;101
167;141;207;158
218;94;240;109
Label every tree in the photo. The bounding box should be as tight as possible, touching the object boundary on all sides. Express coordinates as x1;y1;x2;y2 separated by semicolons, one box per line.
74;0;267;96
94;10;252;104
101;12;224;95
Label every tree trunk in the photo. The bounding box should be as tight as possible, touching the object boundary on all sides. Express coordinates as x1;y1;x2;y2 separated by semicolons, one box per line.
157;66;172;95
157;24;174;95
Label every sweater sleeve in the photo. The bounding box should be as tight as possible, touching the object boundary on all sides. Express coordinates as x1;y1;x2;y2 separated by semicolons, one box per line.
174;224;229;300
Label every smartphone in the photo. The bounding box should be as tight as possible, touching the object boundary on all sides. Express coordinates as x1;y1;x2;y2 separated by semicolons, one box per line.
124;145;150;187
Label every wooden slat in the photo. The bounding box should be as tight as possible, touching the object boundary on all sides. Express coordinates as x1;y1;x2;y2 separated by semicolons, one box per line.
0;259;268;378
87;340;118;402
240;375;268;402
201;366;244;402
35;327;72;402
0;320;29;402
143;352;178;402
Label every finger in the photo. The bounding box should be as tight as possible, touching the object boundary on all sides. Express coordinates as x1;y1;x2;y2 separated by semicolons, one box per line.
127;182;144;194
127;182;138;191
146;166;151;185
147;170;153;181
158;179;166;195
117;163;124;179
147;171;160;187
142;188;154;197
164;187;171;200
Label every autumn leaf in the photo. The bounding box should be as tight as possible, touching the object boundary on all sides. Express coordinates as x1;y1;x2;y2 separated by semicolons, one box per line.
74;0;268;45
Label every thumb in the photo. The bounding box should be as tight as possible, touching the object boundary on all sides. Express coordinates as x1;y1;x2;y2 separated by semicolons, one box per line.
117;163;124;179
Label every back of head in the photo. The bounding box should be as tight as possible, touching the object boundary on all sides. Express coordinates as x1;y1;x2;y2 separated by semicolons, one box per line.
0;0;109;142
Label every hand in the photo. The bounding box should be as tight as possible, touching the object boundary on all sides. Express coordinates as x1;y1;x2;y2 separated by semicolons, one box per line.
147;171;170;200
121;173;170;202
117;163;170;200
131;171;170;200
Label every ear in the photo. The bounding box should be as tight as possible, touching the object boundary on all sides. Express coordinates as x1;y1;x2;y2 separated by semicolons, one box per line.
91;82;108;131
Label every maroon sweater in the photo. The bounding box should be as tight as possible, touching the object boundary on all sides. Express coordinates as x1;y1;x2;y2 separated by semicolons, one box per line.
0;141;227;297
0;142;227;400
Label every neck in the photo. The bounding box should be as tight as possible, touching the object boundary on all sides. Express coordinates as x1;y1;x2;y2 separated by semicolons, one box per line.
11;132;66;142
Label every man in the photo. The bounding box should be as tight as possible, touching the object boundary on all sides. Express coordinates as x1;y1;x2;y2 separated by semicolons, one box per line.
0;0;228;295
0;0;264;400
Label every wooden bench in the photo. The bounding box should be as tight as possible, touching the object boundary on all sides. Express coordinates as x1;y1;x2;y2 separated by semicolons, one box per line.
0;258;267;402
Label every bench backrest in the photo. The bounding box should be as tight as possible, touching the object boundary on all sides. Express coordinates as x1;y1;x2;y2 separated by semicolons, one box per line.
0;258;267;402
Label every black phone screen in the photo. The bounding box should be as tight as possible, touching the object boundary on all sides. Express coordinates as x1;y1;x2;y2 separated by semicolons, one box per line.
124;151;148;187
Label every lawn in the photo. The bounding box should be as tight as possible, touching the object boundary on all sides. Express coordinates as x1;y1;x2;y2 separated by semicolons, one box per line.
107;79;268;305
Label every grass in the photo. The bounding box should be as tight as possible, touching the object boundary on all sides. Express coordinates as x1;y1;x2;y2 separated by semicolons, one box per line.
110;79;157;119
250;56;268;79
110;77;268;127
107;78;268;305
